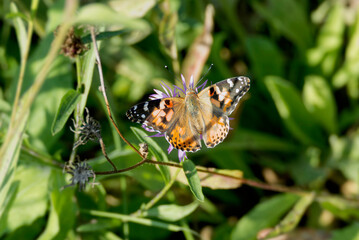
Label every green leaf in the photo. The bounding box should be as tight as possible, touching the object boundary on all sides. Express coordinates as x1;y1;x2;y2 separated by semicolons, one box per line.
75;3;149;30
5;164;50;233
82;209;199;236
107;0;156;18
230;194;299;240
51;90;81;135
77;219;122;233
265;76;324;146
303;75;337;134
183;160;204;202
131;127;171;183
78;34;102;115
251;0;312;50
0;98;29;230
142;201;199;222
332;3;359;99
245;36;284;80
332;222;359;240
329;135;359;183
265;193;315;238
307;3;345;76
0;181;19;236
38;170;77;240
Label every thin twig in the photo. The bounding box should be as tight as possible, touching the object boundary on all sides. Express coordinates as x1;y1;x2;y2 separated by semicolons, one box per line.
90;27;143;158
99;138;117;171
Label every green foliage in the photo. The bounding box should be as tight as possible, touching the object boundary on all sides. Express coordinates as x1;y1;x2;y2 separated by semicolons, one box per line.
1;0;359;239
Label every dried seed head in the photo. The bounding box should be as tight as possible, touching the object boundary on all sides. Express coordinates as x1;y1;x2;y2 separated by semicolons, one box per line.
56;26;87;58
62;160;95;191
71;108;102;149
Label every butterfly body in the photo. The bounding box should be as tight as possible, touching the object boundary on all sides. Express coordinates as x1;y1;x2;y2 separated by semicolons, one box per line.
126;76;250;152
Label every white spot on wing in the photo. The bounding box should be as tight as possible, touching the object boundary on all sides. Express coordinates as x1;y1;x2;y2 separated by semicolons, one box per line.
227;79;234;88
134;105;137;110
143;102;149;111
236;88;239;93
141;114;146;118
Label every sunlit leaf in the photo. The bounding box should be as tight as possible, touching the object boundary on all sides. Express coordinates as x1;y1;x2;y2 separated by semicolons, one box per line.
38;170;77;240
75;3;149;30
5;165;50;233
307;3;345;76
9;2;27;59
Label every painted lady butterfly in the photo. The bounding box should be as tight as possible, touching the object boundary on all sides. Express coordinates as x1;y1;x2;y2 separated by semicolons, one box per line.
126;76;250;152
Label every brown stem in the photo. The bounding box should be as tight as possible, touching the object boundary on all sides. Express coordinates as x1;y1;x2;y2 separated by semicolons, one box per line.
94;158;305;195
90;27;143;158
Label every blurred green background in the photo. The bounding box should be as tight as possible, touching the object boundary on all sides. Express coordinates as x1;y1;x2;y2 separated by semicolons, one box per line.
1;0;359;239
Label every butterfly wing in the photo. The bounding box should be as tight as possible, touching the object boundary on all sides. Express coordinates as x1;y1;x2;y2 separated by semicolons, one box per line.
198;76;250;148
126;98;183;133
164;109;202;153
127;97;202;152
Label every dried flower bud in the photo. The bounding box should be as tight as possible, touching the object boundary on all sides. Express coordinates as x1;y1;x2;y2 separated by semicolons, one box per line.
71;108;101;149
56;26;87;58
139;143;149;159
62;160;95;191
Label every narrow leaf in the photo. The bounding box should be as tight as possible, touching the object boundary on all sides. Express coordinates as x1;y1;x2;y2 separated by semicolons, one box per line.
9;3;27;60
230;194;299;240
143;201;199;222
82;209;199;236
51;90;81;135
264;193;315;238
77;219;122;233
183;160;204;202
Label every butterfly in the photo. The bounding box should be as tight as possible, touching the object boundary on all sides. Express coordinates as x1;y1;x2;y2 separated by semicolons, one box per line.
126;76;250;152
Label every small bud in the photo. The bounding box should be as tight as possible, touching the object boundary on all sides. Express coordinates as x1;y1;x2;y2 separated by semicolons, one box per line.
139;143;149;159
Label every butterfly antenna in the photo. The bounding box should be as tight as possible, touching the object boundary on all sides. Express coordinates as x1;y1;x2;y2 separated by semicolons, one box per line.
197;63;214;86
164;65;181;82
